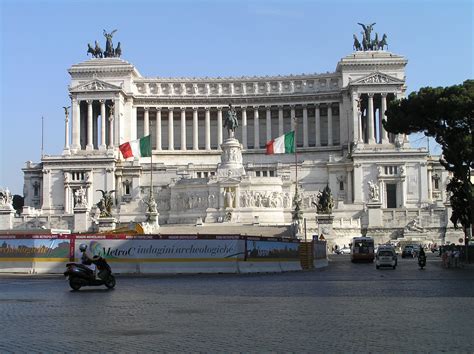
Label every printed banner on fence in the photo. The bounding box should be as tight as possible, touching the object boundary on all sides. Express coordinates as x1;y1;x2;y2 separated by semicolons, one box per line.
0;238;70;261
75;238;244;262
246;239;299;261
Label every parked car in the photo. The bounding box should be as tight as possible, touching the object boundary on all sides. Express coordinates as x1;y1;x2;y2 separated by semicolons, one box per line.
402;245;414;258
376;246;398;269
338;247;351;255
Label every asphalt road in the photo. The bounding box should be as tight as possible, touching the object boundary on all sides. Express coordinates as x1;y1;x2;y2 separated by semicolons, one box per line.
1;254;473;352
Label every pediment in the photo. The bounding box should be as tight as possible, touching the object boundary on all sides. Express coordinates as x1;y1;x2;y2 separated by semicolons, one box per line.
350;72;404;85
69;79;122;92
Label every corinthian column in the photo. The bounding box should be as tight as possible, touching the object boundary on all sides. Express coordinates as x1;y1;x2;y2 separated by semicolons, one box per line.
86;100;93;150
168;108;174;150
108;108;114;149
99;100;106;150
144;107;150;136
71;97;80;151
303;105;308;147
156;107;162;150
254;106;259;148
180;107;186;150
315;104;321;147
367;93;375;144
242;107;248;149
205;107;211;150
217;107;223;146
193;107;198;150
328;103;333;146
266;107;272;142
278;106;283;136
381;93;389;144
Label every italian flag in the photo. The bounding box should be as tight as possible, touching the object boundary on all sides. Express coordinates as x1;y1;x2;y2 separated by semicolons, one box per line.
265;131;295;154
119;135;152;159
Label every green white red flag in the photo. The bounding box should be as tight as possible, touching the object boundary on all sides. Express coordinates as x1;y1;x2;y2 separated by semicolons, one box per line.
265;131;295;154
119;135;151;159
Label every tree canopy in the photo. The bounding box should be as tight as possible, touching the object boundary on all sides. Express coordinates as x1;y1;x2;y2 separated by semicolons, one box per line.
383;80;473;231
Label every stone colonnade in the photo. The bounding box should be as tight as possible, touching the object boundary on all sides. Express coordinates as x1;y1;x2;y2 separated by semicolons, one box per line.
69;98;115;151
135;103;342;151
352;92;394;145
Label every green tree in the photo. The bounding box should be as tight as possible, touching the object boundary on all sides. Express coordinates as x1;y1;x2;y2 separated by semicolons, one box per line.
383;80;473;236
12;195;24;215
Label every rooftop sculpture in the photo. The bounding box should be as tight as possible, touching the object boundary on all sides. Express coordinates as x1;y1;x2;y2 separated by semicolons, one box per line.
353;23;388;51
87;30;122;58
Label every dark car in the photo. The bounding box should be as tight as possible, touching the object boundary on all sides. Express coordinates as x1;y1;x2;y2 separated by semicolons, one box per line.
402;245;414;258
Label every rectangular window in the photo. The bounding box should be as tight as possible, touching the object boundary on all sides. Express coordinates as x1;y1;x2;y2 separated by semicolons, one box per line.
386;184;397;208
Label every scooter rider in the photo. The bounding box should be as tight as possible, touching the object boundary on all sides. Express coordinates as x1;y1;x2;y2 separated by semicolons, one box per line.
79;244;110;280
418;245;427;268
79;244;97;277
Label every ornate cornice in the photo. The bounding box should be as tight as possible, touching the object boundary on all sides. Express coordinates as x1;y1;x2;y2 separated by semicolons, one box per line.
132;92;342;107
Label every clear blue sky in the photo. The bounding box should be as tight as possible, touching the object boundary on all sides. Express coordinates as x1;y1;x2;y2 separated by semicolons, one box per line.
1;0;472;195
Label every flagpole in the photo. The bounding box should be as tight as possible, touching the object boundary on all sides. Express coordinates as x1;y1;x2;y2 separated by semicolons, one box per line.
41;116;44;159
294;116;298;191
150;138;153;200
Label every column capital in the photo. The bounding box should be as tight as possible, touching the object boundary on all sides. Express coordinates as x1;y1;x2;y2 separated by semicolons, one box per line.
217;106;223;111
367;93;375;98
86;99;93;104
290;104;295;109
180;107;186;112
99;99;105;104
253;106;260;110
192;107;199;111
301;104;307;109
277;105;283;109
314;103;320;108
204;107;211;111
156;107;162;112
144;107;149;111
266;106;271;111
168;107;174;112
381;92;388;97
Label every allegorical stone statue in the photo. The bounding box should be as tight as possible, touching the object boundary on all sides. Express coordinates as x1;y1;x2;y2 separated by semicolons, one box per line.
315;185;334;214
367;180;380;201
223;104;239;138
96;189;115;217
0;187;13;208
74;187;87;208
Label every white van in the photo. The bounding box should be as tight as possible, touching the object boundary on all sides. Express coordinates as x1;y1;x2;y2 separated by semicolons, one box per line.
375;245;398;269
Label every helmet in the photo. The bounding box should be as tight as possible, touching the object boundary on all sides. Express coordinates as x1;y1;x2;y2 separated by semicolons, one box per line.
79;244;88;252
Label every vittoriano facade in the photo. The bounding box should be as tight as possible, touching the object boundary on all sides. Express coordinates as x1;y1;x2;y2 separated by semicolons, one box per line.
11;42;461;246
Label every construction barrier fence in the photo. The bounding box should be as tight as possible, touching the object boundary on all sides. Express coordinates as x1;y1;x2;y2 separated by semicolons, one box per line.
0;234;313;274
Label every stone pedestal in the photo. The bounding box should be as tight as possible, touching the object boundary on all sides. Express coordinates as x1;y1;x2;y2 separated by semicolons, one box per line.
97;217;117;232
0;207;14;230
367;202;383;227
217;138;246;178
316;214;334;239
73;207;90;232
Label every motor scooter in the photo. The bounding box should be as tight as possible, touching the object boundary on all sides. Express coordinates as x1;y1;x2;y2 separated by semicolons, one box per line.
64;256;116;291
